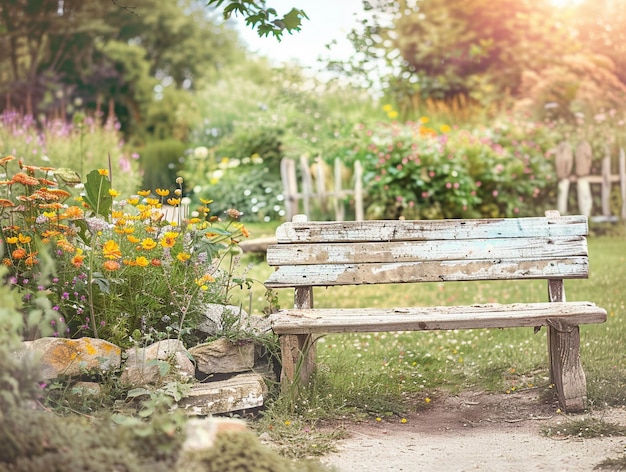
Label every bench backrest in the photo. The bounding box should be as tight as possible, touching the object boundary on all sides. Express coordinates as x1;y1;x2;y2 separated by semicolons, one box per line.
265;213;589;289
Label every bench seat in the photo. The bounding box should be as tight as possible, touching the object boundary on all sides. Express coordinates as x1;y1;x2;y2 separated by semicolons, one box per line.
269;302;606;334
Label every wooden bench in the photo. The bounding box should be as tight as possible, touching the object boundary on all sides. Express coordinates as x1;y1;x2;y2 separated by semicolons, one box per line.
264;211;607;412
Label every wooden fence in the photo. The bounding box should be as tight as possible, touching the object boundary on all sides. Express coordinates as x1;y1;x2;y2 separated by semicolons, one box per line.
280;156;363;221
556;141;626;221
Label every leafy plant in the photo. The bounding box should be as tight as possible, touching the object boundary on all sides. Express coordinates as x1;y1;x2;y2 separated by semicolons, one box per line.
0;156;250;348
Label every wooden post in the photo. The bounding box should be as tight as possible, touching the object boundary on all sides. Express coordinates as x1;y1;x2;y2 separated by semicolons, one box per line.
333;158;345;221
601;152;611;218
300;155;313;218
314;157;328;214
575;141;593;217
279;215;317;389
555;142;573;215
545;210;587;411
354;160;364;221
280;158;299;221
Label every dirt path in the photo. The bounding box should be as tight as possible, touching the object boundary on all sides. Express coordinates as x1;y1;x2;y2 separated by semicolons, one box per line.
319;390;626;471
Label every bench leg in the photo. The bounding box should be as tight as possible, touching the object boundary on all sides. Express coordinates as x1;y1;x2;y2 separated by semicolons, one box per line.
279;334;316;390
547;320;587;412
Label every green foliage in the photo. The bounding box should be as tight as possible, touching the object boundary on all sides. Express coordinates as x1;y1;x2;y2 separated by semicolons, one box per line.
139;139;187;192
347;114;555;219
209;0;309;40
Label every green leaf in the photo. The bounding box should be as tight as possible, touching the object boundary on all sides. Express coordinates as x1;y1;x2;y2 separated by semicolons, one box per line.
83;170;112;218
127;387;151;398
53;168;82;187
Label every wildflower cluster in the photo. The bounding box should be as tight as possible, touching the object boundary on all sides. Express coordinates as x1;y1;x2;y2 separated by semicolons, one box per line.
0;156;249;348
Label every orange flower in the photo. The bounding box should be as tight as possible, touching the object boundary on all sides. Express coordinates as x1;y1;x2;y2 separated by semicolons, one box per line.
12;248;27;259
0;199;15;207
0;155;16;165
72;254;85;268
38;178;58;187
102;240;122;259
12;173;39;186
97;169;109;176
103;260;121;271
25;254;38;266
240;225;250;238
140;238;157;250
135;256;149;267
150;258;162;267
60;206;84;219
2;258;12;266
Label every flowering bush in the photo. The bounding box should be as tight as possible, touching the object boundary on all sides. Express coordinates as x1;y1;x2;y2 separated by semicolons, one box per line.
346;115;556;219
0;156;249;348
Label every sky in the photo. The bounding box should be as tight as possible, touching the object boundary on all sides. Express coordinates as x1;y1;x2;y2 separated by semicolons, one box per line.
234;0;364;73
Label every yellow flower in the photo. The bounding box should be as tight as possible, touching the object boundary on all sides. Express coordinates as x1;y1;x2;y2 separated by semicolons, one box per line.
400;418;407;424
145;198;160;206
375;417;382;422
102;240;122;259
176;252;191;262
140;238;157;250
382;104;393;112
425;397;431;404
284;420;291;426
387;110;398;119
160;232;178;248
199;198;213;205
155;188;170;197
127;235;140;244
98;169;109;176
135;256;149;267
188;217;201;224
109;189;120;197
18;233;32;244
127;197;140;205
137;190;151;197
6;236;18;244
419;116;430;123
167;198;181;206
440;124;452;133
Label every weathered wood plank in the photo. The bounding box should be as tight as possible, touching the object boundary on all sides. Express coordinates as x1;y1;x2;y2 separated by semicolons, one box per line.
267;237;587;266
275;215;588;243
269;302;607;334
265;257;589;287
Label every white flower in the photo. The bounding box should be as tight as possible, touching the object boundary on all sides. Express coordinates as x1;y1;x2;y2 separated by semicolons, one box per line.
194;146;209;159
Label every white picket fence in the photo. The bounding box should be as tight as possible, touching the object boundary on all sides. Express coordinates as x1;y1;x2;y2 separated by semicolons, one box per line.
280;156;363;222
555;141;626;221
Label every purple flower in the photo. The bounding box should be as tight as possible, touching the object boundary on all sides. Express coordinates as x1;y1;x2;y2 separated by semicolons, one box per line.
62;292;69;300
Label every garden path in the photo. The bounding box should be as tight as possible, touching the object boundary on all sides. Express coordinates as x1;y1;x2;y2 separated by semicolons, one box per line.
320;390;626;471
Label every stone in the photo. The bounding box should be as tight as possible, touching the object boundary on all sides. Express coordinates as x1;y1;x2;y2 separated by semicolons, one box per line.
178;373;268;415
180;417;248;452
197;304;249;336
121;339;195;386
189;338;254;376
26;337;121;380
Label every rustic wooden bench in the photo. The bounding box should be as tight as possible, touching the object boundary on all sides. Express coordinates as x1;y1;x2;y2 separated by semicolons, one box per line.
264;211;607;412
